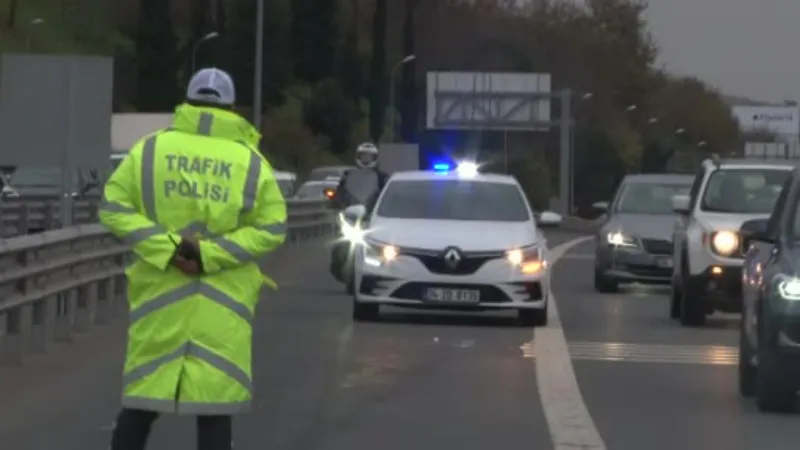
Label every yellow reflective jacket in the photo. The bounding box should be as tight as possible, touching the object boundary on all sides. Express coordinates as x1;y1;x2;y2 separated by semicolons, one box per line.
99;103;287;415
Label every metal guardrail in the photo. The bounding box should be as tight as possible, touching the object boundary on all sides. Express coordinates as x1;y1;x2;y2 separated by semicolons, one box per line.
0;199;336;365
0;196;101;237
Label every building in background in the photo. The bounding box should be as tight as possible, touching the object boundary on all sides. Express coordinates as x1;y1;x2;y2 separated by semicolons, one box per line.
730;105;800;158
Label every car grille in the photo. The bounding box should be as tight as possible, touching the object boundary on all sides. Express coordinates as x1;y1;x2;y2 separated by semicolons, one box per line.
641;239;672;255
401;248;504;275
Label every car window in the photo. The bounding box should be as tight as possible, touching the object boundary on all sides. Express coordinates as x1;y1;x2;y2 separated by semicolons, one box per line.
768;177;793;237
375;179;530;221
701;168;790;214
688;168;705;209
276;179;295;197
294;182;336;199
613;182;691;214
308;167;350;181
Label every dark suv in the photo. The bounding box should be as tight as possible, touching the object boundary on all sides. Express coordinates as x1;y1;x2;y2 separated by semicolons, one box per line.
739;166;800;412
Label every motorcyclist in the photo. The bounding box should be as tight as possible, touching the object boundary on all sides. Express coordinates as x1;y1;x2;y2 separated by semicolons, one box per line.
331;142;389;211
330;142;389;290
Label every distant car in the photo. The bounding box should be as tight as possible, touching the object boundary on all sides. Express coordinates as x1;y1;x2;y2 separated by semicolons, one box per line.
593;174;693;292
293;180;339;200
738;165;800;412
274;171;297;198
307;165;354;182
346;164;562;325
671;157;792;326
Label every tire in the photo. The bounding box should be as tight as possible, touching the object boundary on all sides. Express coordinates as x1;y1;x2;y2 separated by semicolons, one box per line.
593;267;618;293
756;319;796;413
352;300;379;322
669;280;681;319
518;307;547;327
738;315;756;397
679;256;706;327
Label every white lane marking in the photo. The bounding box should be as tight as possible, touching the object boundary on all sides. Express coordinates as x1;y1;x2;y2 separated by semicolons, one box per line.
537;236;607;450
522;341;738;365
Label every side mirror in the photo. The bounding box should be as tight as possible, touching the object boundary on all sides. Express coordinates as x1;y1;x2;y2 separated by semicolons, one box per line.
671;194;690;215
740;218;772;246
538;211;563;227
592;201;608;212
344;204;367;221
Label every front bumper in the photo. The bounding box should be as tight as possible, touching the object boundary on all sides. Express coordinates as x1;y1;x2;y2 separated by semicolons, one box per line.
354;254;547;310
595;244;673;283
691;265;743;310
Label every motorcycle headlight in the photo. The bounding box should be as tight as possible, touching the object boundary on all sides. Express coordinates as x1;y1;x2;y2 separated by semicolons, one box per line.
506;246;544;274
710;230;739;256
776;274;800;300
339;213;366;245
606;231;637;248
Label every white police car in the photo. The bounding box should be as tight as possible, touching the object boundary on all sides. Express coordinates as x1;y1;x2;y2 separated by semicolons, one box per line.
342;162;560;325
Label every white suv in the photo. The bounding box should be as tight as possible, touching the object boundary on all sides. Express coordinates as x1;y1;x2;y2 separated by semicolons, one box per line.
670;158;792;326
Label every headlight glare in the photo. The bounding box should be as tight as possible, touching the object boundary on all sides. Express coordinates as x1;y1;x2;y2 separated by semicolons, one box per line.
606;231;636;247
506;246;544;273
711;231;739;256
339;213;366;244
382;245;398;261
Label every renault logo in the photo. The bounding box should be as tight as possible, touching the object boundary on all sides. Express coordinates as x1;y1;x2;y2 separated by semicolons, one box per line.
443;247;461;269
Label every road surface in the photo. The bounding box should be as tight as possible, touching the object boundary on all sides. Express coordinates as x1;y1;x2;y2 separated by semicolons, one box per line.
1;231;798;449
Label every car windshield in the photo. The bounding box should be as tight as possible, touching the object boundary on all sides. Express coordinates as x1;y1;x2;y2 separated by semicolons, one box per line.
294;182;335;199
375;179;530;221
614;182;691;214
308;167;350;181
701;168;790;213
276;179;295;197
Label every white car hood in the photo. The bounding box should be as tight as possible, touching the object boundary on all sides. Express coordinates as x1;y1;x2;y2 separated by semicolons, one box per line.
696;212;768;232
366;218;539;251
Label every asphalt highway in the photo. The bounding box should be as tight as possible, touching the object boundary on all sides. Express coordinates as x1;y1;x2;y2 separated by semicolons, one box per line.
1;231;800;449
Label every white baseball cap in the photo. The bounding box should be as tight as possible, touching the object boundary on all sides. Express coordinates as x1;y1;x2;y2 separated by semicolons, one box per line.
186;68;235;105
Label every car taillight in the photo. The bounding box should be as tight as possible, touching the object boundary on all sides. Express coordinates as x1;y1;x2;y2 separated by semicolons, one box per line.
323;188;335;199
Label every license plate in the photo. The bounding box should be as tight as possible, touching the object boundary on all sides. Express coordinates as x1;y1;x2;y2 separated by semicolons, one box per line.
423;288;480;303
656;257;673;268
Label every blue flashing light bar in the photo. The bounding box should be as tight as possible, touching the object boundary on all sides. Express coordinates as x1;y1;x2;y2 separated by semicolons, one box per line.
432;162;452;172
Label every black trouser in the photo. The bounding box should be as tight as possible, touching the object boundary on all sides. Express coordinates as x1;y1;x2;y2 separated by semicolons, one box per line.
109;408;232;450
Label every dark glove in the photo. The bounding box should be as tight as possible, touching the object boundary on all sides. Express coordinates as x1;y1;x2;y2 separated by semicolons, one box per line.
171;236;204;275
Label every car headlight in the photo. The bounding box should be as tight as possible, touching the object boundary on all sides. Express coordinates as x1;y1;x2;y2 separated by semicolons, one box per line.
506;246;544;274
710;230;739;256
776;274;800;300
363;241;398;266
606;231;637;248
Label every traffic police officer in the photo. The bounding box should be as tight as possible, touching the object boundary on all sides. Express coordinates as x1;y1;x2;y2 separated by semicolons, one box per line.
99;68;287;450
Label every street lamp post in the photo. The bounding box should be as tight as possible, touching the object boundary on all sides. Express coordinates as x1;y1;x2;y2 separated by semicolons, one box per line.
191;31;219;73
387;54;415;142
26;18;44;52
253;0;264;131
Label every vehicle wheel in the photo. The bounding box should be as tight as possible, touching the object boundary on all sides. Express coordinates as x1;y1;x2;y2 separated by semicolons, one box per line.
679;258;706;327
756;320;795;413
593;268;618;293
352;300;379;322
738;315;756;397
669;280;681;319
518;306;547;327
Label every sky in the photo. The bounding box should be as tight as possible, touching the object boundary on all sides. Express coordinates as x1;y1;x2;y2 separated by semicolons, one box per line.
644;0;799;103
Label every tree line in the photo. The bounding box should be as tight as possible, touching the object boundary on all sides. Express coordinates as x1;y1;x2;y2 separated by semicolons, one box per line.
4;0;748;207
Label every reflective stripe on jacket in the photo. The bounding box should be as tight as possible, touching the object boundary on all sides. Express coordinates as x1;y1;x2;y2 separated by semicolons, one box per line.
99;103;287;414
